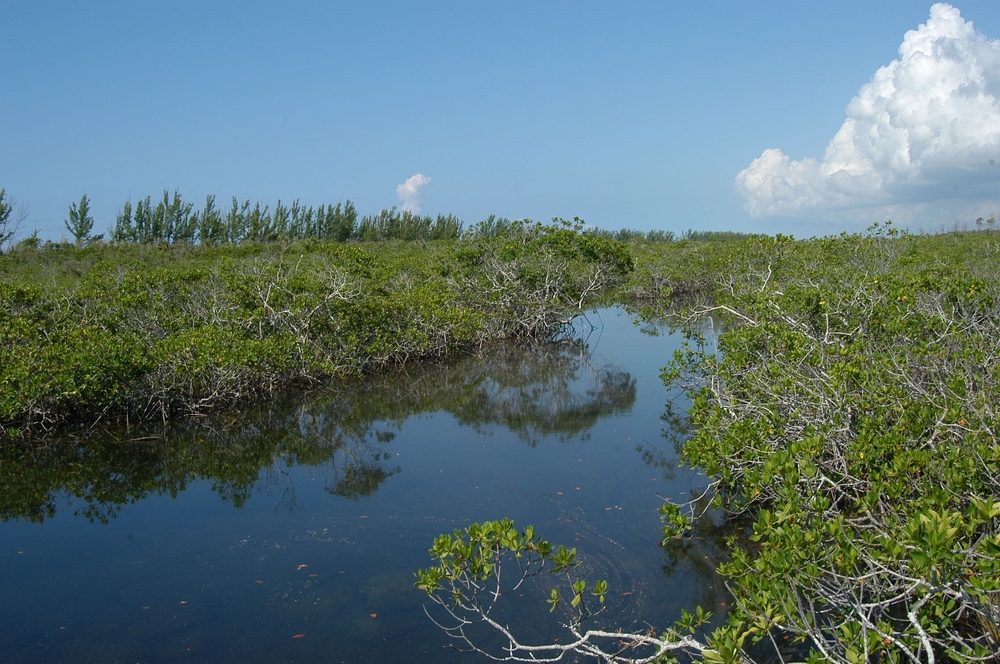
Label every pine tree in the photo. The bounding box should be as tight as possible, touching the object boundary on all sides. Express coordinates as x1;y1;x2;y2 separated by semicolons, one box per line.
65;194;98;246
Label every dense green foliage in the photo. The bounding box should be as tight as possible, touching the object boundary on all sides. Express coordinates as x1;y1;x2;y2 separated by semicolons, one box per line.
416;226;1000;663
0;221;632;435
102;188;746;247
4;188;751;249
108;191;464;245
4;183;998;661
657;227;1000;662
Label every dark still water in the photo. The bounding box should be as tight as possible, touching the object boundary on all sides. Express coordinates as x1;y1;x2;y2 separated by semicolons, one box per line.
0;307;727;663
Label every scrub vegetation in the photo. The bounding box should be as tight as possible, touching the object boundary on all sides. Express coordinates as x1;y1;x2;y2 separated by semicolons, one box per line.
0;204;632;436
2;186;998;662
417;225;1000;663
656;226;1000;663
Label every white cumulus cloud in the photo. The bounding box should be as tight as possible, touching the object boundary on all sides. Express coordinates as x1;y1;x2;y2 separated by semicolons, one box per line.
397;173;431;212
736;3;1000;217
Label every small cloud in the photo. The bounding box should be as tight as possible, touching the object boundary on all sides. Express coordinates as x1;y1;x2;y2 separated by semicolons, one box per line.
737;3;1000;218
397;173;431;212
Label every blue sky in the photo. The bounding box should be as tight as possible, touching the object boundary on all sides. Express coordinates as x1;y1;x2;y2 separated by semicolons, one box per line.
3;1;1000;242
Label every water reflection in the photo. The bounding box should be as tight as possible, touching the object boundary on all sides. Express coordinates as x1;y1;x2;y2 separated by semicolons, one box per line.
0;338;636;523
0;307;736;664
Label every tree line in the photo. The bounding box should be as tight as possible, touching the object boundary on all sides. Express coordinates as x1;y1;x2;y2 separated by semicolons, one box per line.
109;191;466;245
2;188;748;251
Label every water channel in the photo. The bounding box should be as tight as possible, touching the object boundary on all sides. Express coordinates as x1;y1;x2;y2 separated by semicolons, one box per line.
0;306;727;663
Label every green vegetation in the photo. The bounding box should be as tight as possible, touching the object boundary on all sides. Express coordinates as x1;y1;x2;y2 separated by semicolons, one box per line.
65;193;100;246
3;184;998;661
0;215;632;436
1;335;632;523
108;190;459;245
589;227;754;244
2;187;750;250
659;227;1000;662
417;225;1000;663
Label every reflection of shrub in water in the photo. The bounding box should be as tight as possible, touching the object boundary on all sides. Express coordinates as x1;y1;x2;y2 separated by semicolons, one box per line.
421;340;636;445
327;456;399;500
299;337;636;447
0;333;635;522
